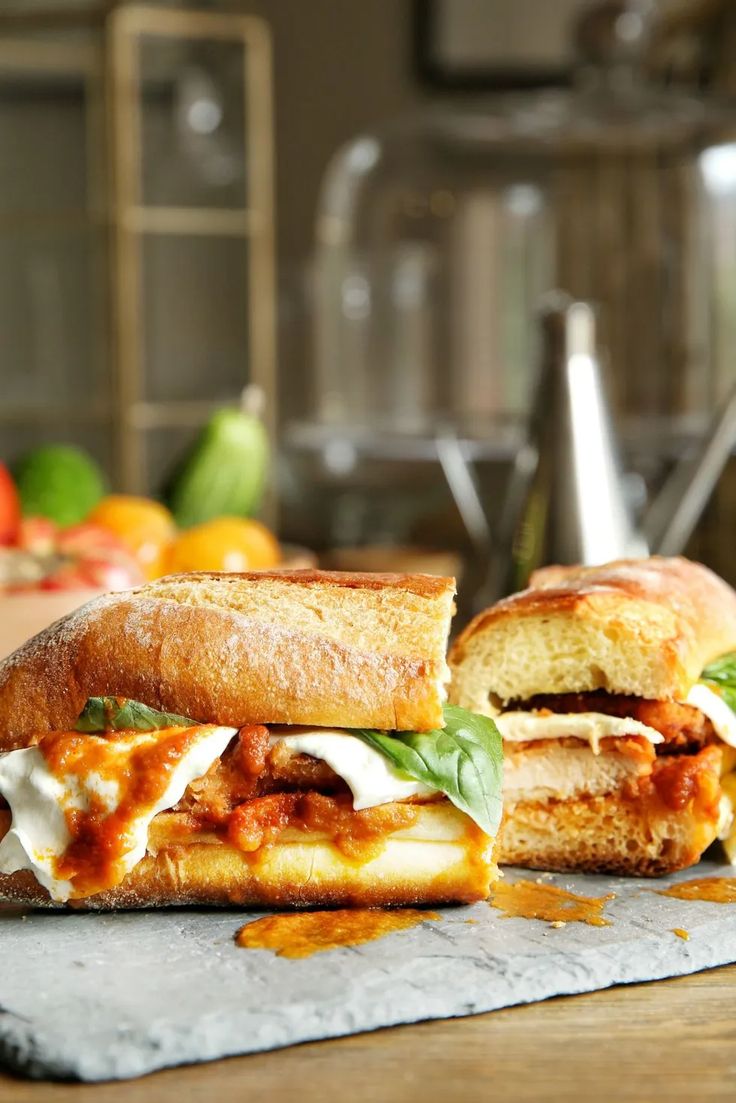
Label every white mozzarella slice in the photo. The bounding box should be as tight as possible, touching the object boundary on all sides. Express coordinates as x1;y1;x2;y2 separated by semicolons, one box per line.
685;683;736;749
495;711;664;754
269;728;436;810
0;726;236;903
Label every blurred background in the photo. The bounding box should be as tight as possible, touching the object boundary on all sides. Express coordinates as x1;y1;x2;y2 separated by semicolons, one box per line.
3;0;736;648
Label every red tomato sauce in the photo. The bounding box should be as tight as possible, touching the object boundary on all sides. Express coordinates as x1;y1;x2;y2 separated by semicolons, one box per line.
39;726;211;898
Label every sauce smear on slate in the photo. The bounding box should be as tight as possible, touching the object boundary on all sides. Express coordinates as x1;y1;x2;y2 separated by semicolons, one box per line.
658;877;736;904
491;880;615;927
236;908;440;958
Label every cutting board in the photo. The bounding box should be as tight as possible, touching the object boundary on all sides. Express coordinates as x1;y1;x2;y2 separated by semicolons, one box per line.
1;859;735;1082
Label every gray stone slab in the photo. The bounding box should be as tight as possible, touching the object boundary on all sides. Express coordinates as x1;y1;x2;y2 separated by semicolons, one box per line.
2;859;736;1082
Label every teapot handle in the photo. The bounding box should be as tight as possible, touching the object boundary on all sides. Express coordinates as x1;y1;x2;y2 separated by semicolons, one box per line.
434;430;493;561
643;380;736;556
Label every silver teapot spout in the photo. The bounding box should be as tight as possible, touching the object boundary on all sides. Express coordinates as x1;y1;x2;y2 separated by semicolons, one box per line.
497;293;646;595
441;293;736;605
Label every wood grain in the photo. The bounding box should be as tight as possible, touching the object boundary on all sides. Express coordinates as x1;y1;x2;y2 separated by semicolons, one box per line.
3;965;735;1102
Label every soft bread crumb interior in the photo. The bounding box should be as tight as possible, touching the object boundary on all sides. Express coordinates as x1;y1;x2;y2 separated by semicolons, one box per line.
450;605;682;710
496;792;718;875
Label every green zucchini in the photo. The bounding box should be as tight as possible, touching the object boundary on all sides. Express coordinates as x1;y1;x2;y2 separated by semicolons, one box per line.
166;388;269;528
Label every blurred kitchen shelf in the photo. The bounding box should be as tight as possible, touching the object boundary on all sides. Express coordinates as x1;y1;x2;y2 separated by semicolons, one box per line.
122;206;260;237
125;399;242;430
0;3;276;507
0;37;97;81
0;210;97;234
284;420;520;464
0;399;251;431
0;207;261;237
285;413;718;466
0;405;112;426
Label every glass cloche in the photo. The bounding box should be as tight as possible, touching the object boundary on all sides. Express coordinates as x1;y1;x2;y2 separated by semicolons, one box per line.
282;1;736;580
307;0;736;447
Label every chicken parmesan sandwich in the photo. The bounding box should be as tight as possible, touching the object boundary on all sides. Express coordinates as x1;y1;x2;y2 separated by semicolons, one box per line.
449;556;736;875
0;569;502;908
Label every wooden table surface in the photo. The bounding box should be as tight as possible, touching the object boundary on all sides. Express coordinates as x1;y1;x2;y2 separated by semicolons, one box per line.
2;964;735;1102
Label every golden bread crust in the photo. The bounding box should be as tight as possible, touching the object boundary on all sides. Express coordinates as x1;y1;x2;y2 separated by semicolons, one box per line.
182;568;454;597
0;570;456;748
0;804;495;908
449;556;736;708
496;791;721;876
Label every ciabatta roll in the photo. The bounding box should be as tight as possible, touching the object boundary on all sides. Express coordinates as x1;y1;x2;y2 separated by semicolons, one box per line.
449;557;736;876
0;569;456;749
0;570;502;908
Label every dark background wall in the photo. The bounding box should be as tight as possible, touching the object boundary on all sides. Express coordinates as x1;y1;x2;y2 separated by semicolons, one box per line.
262;0;420;271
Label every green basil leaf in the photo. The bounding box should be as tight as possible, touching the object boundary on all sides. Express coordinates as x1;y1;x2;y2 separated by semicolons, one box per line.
352;704;504;837
75;697;194;733
701;652;736;684
700;652;736;715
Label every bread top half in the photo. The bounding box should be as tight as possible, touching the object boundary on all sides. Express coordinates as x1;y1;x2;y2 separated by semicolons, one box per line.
0;569;456;750
449;556;736;712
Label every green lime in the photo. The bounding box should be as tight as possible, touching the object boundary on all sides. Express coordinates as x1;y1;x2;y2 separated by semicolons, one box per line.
14;445;106;527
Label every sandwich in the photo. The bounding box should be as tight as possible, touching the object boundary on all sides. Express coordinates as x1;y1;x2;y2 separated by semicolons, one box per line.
449;556;736;876
0;569;503;908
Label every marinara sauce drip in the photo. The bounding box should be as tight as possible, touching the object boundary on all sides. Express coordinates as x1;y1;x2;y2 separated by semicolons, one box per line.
491;880;615;927
658;877;736;904
40;726;206;899
236;908;440;958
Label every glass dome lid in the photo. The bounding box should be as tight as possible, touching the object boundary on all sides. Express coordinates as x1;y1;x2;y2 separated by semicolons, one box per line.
305;0;736;457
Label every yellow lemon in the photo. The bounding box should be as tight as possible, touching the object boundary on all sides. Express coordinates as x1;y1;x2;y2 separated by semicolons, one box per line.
165;517;281;574
88;495;176;580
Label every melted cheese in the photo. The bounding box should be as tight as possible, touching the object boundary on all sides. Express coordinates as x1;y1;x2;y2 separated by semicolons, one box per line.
719;771;736;863
0;724;438;901
0;726;236;903
496;711;664;754
269;728;436;810
685;684;736;749
685;684;736;861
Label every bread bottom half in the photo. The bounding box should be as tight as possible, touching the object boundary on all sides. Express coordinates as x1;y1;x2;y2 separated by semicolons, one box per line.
496;791;721;877
0;802;496;909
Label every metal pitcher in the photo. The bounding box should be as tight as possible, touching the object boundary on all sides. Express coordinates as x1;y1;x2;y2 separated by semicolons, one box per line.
439;293;736;605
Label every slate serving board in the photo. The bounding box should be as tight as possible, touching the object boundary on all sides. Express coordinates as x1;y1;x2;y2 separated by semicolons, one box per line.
1;859;735;1083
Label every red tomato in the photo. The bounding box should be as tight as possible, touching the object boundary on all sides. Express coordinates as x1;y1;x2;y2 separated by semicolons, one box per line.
0;464;20;545
39;565;92;591
56;523;128;557
41;557;142;592
41;547;143;591
17;516;58;555
77;558;143;590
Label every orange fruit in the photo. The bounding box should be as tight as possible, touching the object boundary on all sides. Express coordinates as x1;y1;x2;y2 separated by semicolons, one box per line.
88;495;176;580
165;517;281;574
